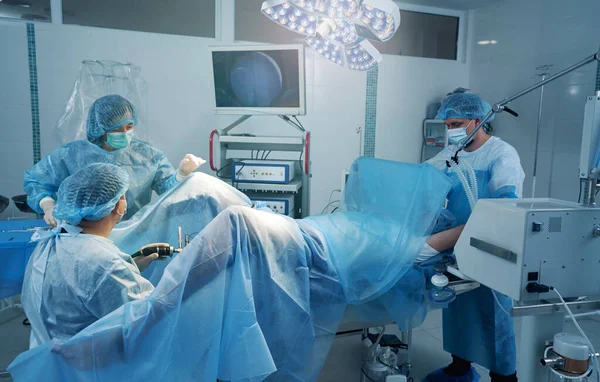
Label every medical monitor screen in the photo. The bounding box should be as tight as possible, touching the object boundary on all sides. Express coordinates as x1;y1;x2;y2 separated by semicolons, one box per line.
211;46;305;115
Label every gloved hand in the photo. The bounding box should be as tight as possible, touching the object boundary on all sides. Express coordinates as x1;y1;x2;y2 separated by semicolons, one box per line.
133;242;170;272
177;154;206;180
40;198;57;227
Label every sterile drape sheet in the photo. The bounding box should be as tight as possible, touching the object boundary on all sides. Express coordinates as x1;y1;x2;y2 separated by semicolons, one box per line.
9;158;451;381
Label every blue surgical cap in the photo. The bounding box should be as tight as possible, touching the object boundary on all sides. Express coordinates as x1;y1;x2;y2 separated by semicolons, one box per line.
54;163;129;226
86;94;139;144
437;93;495;122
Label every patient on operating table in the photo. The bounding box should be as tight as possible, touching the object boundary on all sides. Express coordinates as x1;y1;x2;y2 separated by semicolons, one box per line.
13;157;453;382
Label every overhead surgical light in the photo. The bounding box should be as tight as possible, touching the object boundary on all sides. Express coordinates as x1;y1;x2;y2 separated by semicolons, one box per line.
261;0;400;71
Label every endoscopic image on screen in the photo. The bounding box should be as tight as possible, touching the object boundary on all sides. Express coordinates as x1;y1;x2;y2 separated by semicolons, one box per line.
212;49;300;109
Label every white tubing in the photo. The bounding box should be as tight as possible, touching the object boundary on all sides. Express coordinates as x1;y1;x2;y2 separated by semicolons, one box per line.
461;160;479;201
451;160;476;210
458;159;478;201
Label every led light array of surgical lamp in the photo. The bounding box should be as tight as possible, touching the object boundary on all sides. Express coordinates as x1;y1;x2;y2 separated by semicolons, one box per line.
261;0;400;71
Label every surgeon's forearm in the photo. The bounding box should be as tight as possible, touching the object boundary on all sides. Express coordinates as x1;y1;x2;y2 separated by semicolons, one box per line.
427;225;465;253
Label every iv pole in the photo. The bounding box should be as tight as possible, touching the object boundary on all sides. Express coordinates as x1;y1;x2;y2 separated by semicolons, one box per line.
530;65;553;198
452;50;600;203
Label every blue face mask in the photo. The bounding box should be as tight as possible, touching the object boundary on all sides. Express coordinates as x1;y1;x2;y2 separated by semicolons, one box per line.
106;131;133;150
447;128;467;146
447;120;474;146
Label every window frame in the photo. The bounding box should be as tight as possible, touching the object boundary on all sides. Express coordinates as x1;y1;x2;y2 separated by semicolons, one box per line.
393;2;467;62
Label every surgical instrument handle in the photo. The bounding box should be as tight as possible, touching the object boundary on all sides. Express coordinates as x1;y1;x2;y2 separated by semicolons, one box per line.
455;50;600;152
131;245;179;259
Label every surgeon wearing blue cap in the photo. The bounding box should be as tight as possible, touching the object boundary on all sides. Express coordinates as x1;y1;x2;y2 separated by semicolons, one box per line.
424;93;525;382
22;163;159;348
24;94;205;225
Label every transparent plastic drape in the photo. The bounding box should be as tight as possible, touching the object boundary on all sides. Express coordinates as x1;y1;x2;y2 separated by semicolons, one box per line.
54;60;148;144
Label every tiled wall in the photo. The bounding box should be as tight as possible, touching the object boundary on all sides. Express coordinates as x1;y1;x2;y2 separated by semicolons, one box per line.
364;68;378;157
26;24;41;164
0;21;33;219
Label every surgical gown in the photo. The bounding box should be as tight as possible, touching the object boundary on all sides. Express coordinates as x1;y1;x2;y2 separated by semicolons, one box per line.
21;224;154;349
10;158;453;382
24;139;178;220
427;137;525;375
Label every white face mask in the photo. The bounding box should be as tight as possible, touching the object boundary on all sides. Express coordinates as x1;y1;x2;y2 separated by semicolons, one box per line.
447;121;474;146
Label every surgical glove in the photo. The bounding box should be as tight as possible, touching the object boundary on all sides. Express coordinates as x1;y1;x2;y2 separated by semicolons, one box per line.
40;197;57;227
133;252;160;272
177;154;206;180
134;242;172;272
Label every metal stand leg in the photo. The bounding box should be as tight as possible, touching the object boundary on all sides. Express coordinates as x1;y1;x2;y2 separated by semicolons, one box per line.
518;313;565;382
398;328;412;376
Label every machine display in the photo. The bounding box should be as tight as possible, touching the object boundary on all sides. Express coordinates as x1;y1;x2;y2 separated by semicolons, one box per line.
210;45;306;115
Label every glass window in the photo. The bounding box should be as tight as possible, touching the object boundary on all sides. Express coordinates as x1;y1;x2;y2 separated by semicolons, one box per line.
236;3;459;60
62;0;215;38
0;0;51;22
235;0;306;44
372;10;459;60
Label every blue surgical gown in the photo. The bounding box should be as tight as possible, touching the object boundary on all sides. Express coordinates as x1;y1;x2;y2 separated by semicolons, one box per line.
22;225;154;349
24;139;178;220
427;137;525;375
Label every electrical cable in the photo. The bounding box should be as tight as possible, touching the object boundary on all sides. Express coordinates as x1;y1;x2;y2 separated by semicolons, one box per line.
216;163;232;179
279;115;305;131
321;200;340;214
293;116;306;131
492;290;512;317
360;368;376;382
327;189;341;205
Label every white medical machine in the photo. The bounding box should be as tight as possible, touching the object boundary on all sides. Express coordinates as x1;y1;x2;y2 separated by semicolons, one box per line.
455;198;600;303
448;50;600;381
232;160;297;184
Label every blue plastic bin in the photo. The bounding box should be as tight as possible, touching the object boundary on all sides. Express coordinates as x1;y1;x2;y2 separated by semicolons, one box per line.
0;219;46;299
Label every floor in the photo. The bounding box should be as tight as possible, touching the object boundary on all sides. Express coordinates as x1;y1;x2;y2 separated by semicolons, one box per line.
2;306;600;381
317;309;600;382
